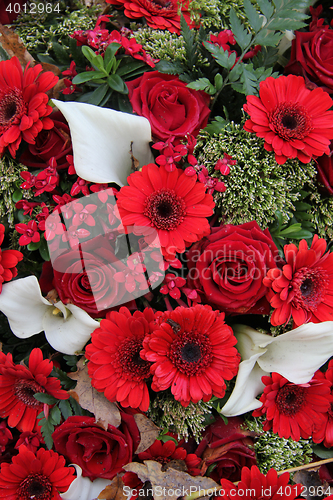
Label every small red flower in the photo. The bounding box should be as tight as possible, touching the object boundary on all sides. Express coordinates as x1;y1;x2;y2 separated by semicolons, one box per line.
141;305;240;407
0;445;75;500
244;74;333;164
85;307;156;412
312;360;333;447
15;220;40;247
263;235;333;326
0;348;68;433
252;372;331;441
70;176;90;196
0;57;58;157
160;273;186;299
34;158;60;196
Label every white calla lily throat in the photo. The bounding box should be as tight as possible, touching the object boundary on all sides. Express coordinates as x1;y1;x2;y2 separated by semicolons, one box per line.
52;99;154;185
0;276;99;355
61;465;110;500
221;321;333;417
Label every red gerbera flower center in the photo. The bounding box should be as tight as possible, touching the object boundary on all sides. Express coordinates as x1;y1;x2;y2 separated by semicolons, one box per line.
17;473;52;500
117;338;151;381
0;89;26;131
270;102;313;141
14;379;45;408
275;384;306;416
292;267;328;310
148;0;173;9
169;331;213;376
143;188;186;230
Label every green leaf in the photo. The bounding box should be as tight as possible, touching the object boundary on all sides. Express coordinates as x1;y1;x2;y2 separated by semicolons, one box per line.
72;71;106;85
294;202;312;211
289;230;313;239
214;73;223;90
180;13;197;69
255;29;283;47
49;405;61;426
39;237;50;261
256;0;274;18
37;54;58;65
239;64;259;95
59;399;73;420
278;223;302;235
52;42;70;65
51;366;76;390
69;396;86;416
87;83;110;106
12;189;22;203
228;64;242;82
107;74;128;94
312;444;333;459
39;417;55;449
204;116;230;135
34;393;58;404
104;42;121;73
82;45;98;65
203;42;237;70
27;241;41;252
229;8;252;50
243;0;263;33
117;59;147;77
154;60;184;75
187;78;215;94
91;54;105;72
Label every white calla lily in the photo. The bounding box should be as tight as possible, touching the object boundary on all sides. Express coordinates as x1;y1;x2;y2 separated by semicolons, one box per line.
0;276;99;355
52;99;154;185
222;321;333;417
61;465;111;500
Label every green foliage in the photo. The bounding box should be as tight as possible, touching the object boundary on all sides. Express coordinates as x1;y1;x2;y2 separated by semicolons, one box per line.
0;155;29;228
38;406;62;450
246;417;313;473
133;27;186;63
195;123;318;229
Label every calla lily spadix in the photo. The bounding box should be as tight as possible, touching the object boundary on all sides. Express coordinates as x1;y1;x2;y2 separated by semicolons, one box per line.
52;99;154;185
0;275;99;355
61;465;110;500
221;321;333;417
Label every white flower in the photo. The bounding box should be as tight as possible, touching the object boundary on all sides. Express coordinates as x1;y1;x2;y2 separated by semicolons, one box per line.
61;465;110;500
221;321;333;416
0;276;98;355
53;99;154;185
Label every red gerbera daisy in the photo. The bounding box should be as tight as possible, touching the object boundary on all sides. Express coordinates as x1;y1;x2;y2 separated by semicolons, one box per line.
138;438;202;475
0;445;75;500
312;360;333;448
0;223;23;293
243;74;333;165
0;348;69;432
0;56;58;157
263;235;333;327
219;465;303;500
252;372;331;441
105;0;194;35
85;307;156;412
141;304;240;407
117;163;214;259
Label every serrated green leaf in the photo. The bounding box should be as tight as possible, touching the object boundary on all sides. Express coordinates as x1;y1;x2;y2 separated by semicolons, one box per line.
255;29;283;46
180;14;197;69
50;405;61;426
51;366;76;390
268;18;305;30
52;42;70;65
72;71;106;85
238;65;259;95
187;78;215;94
204;116;230;135
107;74;128;94
256;0;274;18
34;393;58;404
243;0;263;32
203;42;237;70
228;64;242;82
229;8;253;50
104;42;121;74
58;399;73;420
27;241;41;252
38;417;55;450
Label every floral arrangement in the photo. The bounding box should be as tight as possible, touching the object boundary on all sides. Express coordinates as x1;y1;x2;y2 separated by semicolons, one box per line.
1;0;333;499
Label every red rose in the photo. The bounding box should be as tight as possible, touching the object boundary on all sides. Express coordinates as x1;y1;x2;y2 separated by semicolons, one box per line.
186;221;281;314
51;234;131;317
127;71;211;141
316;141;333;196
20;111;72;170
195;416;257;483
285;25;333;94
52;413;140;480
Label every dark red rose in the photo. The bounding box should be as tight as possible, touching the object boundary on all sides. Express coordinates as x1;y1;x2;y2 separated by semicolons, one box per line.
285;25;333;94
52;413;140;480
51;234;131;318
195;416;257;482
316;141;333;196
127;71;211;141
20;111;72;170
186;221;281;314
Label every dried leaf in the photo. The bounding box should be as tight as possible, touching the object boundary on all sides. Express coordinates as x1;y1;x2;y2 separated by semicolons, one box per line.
124;461;220;500
98;476;127;500
0;24;34;67
40;62;62;77
48;78;67;100
68;357;121;430
134;414;160;454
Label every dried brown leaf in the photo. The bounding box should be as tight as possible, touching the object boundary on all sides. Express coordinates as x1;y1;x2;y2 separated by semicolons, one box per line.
293;471;328;500
124;461;220;500
134;414;160;454
98;476;127;500
0;24;34;68
68;358;121;430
